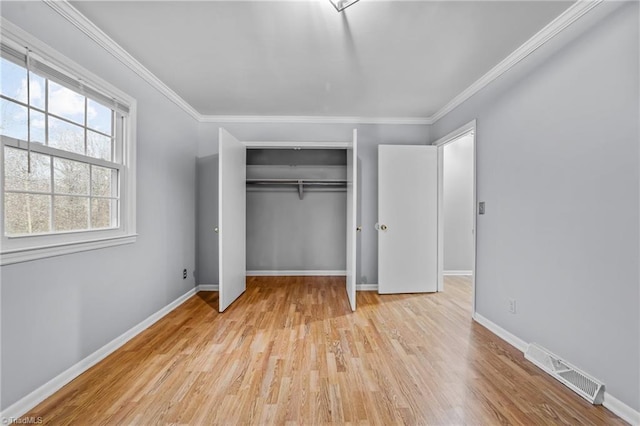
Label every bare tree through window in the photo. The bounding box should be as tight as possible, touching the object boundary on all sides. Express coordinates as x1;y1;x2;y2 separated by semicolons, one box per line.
1;56;119;236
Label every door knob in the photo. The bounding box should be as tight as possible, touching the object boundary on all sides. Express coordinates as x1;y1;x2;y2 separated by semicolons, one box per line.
380;224;388;231
214;227;219;233
356;226;362;232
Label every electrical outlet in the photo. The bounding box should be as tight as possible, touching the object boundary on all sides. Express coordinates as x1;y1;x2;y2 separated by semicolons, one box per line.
508;298;517;314
183;269;187;279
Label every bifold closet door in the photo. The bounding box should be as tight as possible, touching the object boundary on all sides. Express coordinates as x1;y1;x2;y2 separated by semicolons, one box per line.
218;128;247;312
378;145;438;294
346;132;358;311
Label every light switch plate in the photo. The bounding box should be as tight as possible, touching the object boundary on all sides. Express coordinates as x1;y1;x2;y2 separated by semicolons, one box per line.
479;202;485;215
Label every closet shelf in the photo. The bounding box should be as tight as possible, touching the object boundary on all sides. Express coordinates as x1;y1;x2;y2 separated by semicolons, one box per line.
246;179;346;200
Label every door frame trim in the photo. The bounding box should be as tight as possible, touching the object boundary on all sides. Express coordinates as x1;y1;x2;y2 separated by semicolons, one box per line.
243;141;350;149
433;120;477;317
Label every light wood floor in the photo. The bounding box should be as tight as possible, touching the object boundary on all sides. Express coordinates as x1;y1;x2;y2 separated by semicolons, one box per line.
26;276;623;425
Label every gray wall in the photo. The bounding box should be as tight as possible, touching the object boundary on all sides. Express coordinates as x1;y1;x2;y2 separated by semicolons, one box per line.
196;155;219;284
247;190;346;271
197;122;430;284
443;134;474;272
1;3;198;410
431;2;639;411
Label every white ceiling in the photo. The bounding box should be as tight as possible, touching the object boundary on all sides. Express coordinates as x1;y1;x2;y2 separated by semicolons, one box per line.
70;0;573;119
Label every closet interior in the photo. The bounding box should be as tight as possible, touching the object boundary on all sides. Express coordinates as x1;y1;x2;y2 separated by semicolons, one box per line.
245;148;348;274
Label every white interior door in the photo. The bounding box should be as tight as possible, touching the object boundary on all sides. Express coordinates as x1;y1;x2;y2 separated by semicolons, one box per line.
346;131;358;311
218;128;247;312
378;145;438;294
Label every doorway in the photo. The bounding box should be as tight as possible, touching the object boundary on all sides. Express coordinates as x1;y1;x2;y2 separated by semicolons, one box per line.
217;128;358;312
435;120;477;315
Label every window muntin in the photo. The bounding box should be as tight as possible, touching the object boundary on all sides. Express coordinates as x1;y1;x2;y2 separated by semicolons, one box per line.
1;56;117;161
3;145;120;236
1;53;123;239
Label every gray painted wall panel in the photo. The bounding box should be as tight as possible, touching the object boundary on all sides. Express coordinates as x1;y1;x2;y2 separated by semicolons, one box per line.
196;155;219;284
1;3;198;410
247;190;346;271
432;2;639;410
197;122;430;284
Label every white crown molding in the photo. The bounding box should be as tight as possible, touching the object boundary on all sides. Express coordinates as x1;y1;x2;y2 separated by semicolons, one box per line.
42;0;202;122
35;1;426;126
42;0;601;127
41;1;432;126
430;0;603;124
199;115;432;125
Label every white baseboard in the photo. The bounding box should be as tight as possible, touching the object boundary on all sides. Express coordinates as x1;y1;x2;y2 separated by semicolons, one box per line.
473;313;639;424
356;284;378;291
246;270;346;276
443;270;473;276
197;284;219;291
0;287;197;421
199;282;375;292
472;313;529;353
603;393;640;425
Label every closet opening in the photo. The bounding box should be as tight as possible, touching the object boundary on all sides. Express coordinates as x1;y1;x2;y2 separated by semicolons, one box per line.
245;148;348;276
214;128;358;312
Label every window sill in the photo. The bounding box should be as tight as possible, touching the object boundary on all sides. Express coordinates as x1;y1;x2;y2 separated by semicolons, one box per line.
0;234;137;266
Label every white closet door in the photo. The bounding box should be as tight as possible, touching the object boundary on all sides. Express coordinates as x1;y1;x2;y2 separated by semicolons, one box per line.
378;145;438;294
218;128;247;312
346;131;358;311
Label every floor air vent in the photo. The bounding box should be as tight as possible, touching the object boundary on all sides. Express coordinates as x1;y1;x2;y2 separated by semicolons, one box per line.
524;343;604;404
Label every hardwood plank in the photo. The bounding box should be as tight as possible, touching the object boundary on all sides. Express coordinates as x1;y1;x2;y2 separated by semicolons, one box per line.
22;276;625;425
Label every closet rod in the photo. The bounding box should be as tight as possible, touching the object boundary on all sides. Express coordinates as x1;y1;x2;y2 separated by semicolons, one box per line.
246;179;346;200
246;179;345;185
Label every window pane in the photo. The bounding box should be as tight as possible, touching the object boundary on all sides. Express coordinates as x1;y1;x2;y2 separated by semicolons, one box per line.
91;198;117;229
91;165;116;197
29;72;46;110
48;81;85;125
48;116;84;154
53;195;88;231
0;98;27;140
5;193;51;235
87;99;112;135
0;57;27;103
4;147;51;192
54;157;89;195
30;109;46;143
87;130;112;161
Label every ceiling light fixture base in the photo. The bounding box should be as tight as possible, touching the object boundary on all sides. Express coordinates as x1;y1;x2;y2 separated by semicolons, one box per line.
329;0;360;12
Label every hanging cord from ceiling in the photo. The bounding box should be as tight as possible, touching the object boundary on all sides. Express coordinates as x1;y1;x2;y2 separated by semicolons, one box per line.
25;47;32;173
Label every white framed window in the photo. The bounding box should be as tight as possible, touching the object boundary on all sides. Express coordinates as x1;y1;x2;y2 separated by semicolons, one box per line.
0;22;137;265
